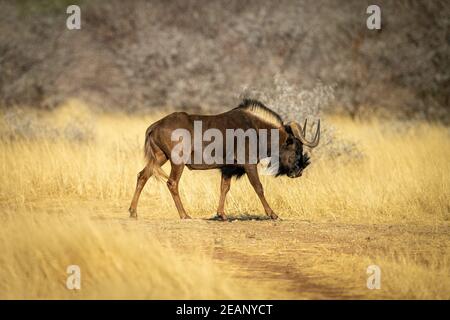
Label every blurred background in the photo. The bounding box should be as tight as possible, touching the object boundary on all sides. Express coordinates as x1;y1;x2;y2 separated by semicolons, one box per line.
0;0;448;122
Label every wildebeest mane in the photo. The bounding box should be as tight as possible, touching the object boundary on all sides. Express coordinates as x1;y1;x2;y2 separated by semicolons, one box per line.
236;99;283;127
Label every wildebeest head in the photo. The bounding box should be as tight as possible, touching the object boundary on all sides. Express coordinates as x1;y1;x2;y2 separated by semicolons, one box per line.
278;119;320;178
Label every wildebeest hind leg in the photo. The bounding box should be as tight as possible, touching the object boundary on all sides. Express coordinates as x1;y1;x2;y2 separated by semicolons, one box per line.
129;152;167;218
167;162;190;219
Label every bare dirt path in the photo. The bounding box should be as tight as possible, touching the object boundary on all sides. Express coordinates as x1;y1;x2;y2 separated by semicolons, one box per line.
113;215;450;299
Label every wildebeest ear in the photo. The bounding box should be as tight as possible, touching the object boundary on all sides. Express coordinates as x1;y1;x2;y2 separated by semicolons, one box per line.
284;125;293;134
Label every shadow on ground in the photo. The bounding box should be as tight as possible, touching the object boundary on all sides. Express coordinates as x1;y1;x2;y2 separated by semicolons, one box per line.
206;213;272;222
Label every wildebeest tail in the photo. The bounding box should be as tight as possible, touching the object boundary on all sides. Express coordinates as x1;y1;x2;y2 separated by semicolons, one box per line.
144;125;168;181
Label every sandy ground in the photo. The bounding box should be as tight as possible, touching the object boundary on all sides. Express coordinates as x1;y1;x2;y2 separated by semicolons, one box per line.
108;213;450;299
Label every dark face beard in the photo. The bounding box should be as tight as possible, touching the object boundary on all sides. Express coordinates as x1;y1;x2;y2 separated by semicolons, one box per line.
302;153;311;170
276;163;289;177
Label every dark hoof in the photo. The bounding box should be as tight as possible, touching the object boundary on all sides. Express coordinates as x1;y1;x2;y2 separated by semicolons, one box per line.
217;214;228;221
270;213;278;220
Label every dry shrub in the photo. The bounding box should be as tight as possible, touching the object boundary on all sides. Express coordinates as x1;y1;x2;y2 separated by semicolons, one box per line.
240;77;364;162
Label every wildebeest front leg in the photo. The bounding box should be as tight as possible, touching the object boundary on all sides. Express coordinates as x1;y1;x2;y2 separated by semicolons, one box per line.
216;173;231;221
167;162;191;219
245;165;278;220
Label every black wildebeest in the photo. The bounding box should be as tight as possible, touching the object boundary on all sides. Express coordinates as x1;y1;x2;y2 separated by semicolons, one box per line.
129;99;320;220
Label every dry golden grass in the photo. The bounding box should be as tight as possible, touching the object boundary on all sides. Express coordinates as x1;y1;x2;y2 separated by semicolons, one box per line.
0;211;248;299
0;100;449;299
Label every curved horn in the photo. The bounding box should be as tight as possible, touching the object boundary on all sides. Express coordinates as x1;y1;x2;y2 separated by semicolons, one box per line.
302;118;307;135
288;119;320;148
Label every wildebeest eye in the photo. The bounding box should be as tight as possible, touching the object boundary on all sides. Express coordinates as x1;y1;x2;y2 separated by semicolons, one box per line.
285;137;294;145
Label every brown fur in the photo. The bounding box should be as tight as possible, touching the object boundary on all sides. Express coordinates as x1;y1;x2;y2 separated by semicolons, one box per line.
237;99;283;127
